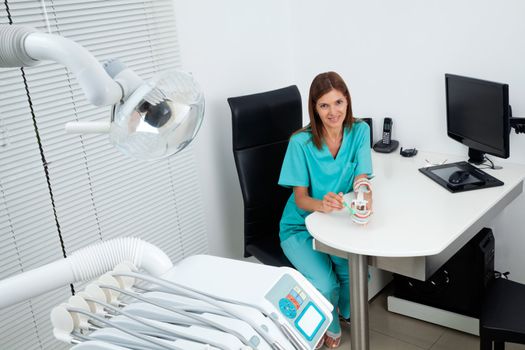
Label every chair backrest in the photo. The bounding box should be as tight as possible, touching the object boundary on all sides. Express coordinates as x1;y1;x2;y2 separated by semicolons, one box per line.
228;85;302;267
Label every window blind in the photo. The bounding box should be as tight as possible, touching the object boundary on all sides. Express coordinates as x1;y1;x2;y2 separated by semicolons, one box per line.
0;1;207;349
0;47;71;350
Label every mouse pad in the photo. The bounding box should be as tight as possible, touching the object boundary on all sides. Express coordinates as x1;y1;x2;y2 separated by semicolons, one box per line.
419;161;503;193
431;166;483;186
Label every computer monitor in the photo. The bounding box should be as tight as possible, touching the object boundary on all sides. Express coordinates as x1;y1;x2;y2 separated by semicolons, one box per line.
445;74;510;164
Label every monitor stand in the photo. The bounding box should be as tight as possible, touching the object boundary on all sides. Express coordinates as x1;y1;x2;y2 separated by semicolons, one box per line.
468;148;485;165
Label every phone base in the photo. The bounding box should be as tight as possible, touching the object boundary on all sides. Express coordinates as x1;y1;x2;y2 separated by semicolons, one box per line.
373;140;399;153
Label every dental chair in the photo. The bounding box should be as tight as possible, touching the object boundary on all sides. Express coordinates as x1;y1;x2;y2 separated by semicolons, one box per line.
228;85;302;267
0;238;334;349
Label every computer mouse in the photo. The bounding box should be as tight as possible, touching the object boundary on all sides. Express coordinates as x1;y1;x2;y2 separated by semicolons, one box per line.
448;170;470;184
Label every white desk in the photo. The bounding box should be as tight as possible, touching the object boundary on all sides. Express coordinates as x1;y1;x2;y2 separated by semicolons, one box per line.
305;151;525;350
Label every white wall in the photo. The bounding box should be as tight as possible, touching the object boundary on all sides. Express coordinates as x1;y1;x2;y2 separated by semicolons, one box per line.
174;0;525;282
290;0;525;154
173;0;295;259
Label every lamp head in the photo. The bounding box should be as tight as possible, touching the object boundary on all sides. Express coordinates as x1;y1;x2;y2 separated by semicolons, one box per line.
110;70;204;160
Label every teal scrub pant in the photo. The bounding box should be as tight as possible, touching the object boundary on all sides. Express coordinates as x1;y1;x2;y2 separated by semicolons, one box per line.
281;230;350;335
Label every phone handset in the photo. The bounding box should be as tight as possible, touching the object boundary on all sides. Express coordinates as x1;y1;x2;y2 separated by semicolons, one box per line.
373;117;399;153
382;117;393;145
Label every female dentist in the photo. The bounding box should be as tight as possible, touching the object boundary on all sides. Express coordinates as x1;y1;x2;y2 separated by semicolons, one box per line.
278;71;373;348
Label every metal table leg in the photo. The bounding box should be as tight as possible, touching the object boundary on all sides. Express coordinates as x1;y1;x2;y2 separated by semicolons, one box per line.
349;253;369;350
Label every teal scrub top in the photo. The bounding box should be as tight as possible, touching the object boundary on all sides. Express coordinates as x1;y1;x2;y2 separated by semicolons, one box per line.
278;121;373;241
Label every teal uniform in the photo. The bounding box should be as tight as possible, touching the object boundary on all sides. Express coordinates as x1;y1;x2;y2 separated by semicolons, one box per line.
278;121;372;335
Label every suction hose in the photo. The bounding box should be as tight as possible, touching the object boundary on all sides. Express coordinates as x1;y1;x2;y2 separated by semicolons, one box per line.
0;237;173;309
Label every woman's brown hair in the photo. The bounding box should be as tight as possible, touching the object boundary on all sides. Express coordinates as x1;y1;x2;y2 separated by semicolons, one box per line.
295;71;354;149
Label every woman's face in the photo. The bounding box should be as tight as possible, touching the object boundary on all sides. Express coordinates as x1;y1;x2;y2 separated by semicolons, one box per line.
315;89;347;132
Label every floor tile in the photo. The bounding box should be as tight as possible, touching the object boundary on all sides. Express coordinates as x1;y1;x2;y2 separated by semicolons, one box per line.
324;321;426;350
324;286;525;350
430;329;525;350
368;290;445;349
369;330;427;350
429;329;479;350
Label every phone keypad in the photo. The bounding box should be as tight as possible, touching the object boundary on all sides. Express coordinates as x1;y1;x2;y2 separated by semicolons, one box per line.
382;132;391;144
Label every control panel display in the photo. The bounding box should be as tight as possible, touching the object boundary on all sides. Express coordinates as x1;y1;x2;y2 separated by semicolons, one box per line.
265;274;329;347
296;303;324;340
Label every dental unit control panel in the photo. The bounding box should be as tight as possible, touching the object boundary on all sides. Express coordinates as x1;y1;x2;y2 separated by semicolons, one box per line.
265;274;328;346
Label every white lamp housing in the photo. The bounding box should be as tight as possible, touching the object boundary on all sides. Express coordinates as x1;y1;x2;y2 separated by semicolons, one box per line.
0;25;204;160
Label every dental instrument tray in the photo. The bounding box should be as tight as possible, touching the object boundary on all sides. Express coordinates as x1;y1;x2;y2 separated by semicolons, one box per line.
419;161;504;193
62;255;332;350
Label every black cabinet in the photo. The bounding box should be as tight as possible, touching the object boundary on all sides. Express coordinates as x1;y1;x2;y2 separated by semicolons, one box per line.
393;227;495;318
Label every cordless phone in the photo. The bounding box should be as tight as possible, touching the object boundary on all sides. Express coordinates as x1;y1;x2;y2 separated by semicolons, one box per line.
381;117;393;145
373;117;399;153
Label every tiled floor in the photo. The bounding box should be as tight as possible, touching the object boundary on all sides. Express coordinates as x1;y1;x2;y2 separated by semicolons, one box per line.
330;285;525;350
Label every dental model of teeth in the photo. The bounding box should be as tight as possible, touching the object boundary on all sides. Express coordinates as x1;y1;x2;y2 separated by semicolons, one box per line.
343;178;372;225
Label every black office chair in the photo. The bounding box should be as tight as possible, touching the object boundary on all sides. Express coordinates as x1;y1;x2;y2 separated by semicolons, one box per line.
480;277;525;349
228;85;302;267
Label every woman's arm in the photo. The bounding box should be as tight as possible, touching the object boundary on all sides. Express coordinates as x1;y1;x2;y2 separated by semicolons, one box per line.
294;186;343;213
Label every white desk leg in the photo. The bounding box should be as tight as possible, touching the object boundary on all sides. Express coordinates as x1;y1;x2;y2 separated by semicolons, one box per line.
349;253;369;350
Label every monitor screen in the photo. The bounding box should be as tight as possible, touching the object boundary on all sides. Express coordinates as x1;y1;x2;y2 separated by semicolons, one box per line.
445;74;510;163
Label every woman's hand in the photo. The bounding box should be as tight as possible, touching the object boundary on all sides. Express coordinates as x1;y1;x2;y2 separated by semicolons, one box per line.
293;187;345;213
320;192;344;213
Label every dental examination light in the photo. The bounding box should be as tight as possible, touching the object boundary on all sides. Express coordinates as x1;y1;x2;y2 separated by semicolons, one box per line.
0;25;205;160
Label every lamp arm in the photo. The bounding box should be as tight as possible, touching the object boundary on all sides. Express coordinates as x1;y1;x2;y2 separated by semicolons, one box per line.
0;25;122;106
